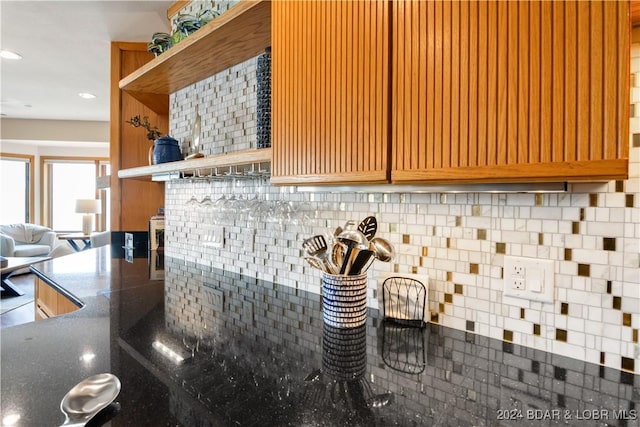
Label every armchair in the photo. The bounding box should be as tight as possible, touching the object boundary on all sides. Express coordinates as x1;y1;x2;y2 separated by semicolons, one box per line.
0;223;57;258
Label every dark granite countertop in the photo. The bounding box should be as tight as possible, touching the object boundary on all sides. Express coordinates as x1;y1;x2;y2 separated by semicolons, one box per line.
1;247;638;426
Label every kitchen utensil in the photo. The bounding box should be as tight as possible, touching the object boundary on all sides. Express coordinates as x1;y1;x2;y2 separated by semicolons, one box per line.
348;249;374;275
337;221;369;274
302;235;337;274
304;256;324;271
331;242;347;271
370;237;394;263
357;216;377;241
60;373;121;427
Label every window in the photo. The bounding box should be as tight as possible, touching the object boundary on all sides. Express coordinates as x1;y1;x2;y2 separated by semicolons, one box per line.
42;157;109;231
0;154;34;223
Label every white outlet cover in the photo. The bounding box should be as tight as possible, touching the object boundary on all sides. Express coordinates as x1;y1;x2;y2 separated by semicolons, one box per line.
503;256;555;304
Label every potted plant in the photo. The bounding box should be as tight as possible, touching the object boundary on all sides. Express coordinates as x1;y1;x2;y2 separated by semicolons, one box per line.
126;115;182;165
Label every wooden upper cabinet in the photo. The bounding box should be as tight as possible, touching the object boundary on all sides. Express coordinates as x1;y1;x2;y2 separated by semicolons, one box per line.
271;0;390;185
392;0;630;184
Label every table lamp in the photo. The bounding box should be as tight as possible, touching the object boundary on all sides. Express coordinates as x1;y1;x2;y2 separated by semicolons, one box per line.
75;199;101;235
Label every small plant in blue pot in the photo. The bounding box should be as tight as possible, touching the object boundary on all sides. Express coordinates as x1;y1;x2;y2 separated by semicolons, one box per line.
126;116;182;164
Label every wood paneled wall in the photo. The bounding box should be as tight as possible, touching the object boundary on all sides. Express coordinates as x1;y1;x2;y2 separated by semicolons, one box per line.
271;0;390;184
110;42;166;231
392;0;629;183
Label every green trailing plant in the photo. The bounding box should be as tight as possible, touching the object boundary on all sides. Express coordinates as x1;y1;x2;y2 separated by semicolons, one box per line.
126;115;162;141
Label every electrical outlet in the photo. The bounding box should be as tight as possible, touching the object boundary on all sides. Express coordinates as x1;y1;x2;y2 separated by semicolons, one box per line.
503;256;554;303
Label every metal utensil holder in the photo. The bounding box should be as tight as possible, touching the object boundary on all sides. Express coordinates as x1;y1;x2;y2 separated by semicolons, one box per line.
382;276;427;327
380;322;426;374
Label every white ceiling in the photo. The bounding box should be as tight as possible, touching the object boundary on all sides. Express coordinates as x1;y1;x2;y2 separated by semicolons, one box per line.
0;0;173;122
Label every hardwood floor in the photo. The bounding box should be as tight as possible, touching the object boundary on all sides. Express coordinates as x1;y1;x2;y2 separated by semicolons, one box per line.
0;274;35;328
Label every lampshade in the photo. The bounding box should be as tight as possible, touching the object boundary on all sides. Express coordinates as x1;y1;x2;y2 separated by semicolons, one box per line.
75;199;101;214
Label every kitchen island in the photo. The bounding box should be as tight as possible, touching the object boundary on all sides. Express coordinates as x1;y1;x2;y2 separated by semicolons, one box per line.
1;247;638;426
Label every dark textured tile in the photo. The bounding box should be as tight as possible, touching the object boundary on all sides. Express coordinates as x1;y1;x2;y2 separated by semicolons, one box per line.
613;296;622;310
615;181;624;192
466;320;475;332
622;357;635;373
554;366;567;381
607;281;612;294
589;194;599;207
603;237;616;251
580;208;585;221
600;352;606;364
578;264;590;277
556;329;568;342
533;324;541;336
564;248;572;261
572;222;580;234
561;303;569;315
626;194;635;208
520;308;525;319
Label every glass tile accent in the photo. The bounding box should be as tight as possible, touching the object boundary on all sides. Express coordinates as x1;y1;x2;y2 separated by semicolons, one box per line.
600;352;606;364
589;194;598;207
615;181;624;192
402;234;410;244
520;308;525;319
556;329;568;342
439;303;445;313
554;366;567;381
579;208;585;221
564;248;572;261
533;324;541;336
455;216;462;227
477;229;487;240
561;303;569;315
454;284;463;294
572;222;580;234
607;281;612;294
472;205;481;216
430;312;439;322
496;242;506;254
421;246;428;256
412;266;418;274
447;272;453;281
613;296;622;310
503;330;513;342
621;357;635;373
623;313;632;327
535;194;544;206
466;320;475;331
538;233;544;245
446;238;451;248
626;194;635;208
445;293;453;303
577;264;590;277
633;329;638;343
634;133;640;148
603;237;616;251
531;360;540;374
470;264;479;274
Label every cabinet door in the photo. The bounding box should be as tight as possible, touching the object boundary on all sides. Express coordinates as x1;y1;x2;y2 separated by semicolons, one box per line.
271;0;390;184
392;0;629;184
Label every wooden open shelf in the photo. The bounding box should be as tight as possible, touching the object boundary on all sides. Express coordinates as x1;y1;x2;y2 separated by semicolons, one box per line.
117;148;271;180
119;0;271;113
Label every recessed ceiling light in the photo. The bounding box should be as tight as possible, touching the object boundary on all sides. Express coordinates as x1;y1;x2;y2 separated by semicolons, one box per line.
78;92;96;99
0;50;22;60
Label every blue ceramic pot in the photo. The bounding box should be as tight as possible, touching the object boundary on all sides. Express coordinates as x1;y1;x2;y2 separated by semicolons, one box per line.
153;136;182;164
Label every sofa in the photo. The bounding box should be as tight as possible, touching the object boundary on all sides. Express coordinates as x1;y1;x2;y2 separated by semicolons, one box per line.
0;223;58;258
